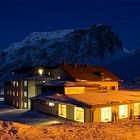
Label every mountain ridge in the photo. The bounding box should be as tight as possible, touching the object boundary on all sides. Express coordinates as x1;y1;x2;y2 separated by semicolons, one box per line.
0;24;130;79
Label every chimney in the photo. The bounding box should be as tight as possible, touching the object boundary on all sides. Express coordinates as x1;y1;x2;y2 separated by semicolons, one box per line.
74;62;77;68
86;64;89;68
63;59;67;66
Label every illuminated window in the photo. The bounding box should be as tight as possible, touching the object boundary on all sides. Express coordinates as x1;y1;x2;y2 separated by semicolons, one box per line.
16;82;19;87
13;81;18;87
10;91;12;96
119;105;128;119
38;69;43;75
48;72;51;75
58;104;66;118
16;91;19;96
16;101;19;107
134;103;140;116
101;107;112;122
49;102;54;106
24;91;27;97
12;81;16;86
74;107;84;122
24;102;27;108
24;81;27;86
13;91;15;96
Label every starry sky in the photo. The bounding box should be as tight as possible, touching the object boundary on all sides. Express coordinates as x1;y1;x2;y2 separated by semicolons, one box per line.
0;0;140;50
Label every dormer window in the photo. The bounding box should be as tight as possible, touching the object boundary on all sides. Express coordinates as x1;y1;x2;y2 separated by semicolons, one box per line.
38;69;43;75
92;71;103;78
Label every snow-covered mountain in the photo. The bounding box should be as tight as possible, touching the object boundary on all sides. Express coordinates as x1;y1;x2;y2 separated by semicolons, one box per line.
0;24;128;75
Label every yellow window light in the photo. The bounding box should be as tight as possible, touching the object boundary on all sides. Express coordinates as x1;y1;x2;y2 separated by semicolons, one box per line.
38;69;43;75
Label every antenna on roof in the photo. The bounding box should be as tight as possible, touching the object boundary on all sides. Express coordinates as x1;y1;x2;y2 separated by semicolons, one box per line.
74;62;77;68
63;59;67;66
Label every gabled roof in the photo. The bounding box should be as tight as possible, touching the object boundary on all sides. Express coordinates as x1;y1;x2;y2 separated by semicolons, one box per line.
62;64;120;81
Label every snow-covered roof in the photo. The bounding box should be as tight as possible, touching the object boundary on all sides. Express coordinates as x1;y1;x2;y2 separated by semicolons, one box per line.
62;64;120;81
67;91;140;108
31;93;91;108
31;91;140;108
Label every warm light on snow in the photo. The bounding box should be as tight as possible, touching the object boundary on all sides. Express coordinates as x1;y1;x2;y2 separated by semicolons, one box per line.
1;120;140;140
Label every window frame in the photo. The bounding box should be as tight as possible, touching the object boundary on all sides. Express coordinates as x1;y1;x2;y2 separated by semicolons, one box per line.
24;81;28;86
101;107;112;122
58;104;66;118
134;103;140;116
119;105;128;119
74;107;84;122
24;91;27;97
24;102;27;108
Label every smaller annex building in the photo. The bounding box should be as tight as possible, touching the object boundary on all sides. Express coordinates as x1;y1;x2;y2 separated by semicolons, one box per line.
31;81;140;123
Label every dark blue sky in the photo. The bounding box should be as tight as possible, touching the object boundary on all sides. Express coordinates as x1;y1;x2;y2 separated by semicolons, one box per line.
0;0;140;50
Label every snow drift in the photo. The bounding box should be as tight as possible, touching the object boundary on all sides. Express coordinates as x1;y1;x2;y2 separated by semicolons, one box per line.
1;120;140;140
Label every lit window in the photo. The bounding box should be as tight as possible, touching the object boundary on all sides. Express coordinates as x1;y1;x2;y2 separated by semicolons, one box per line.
16;101;19;107
48;72;51;75
119;105;128;119
38;69;43;75
13;81;16;86
74;107;84;122
24;102;27;108
134;103;140;116
16;82;19;87
13;81;18;87
24;81;27;86
49;102;54;106
24;91;27;97
16;91;19;96
10;91;12;96
13;91;15;96
58;104;66;118
101;107;112;122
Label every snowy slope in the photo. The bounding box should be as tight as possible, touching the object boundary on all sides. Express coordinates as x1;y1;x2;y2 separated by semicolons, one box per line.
0;24;128;76
1;120;140;140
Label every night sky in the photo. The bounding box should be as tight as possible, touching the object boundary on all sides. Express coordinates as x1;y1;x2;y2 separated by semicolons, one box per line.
0;0;140;50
